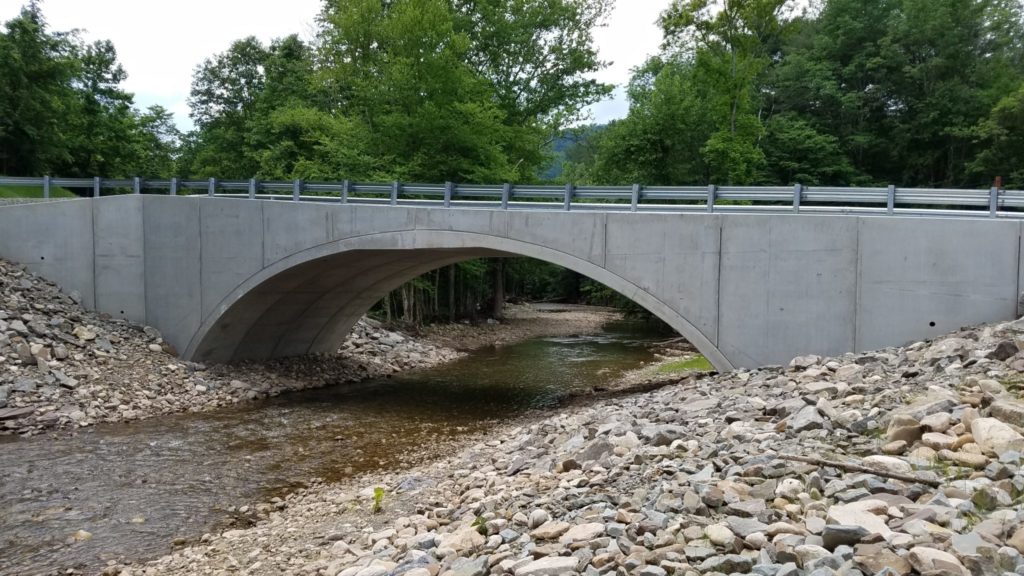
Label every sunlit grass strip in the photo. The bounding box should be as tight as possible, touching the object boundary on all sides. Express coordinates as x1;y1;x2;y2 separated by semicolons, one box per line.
0;183;76;198
656;355;713;373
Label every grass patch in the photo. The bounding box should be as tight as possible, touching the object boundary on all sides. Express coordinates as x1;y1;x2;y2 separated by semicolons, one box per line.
0;183;77;199
657;355;713;373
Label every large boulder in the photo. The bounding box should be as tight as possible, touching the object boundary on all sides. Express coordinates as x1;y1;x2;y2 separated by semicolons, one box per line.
971;418;1024;457
906;546;970;576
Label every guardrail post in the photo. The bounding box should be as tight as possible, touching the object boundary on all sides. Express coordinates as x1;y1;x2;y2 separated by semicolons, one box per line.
133;176;141;195
248;178;256;199
341;180;350;204
886;184;895;215
989;186;999;218
208;177;216;197
293;179;302;201
443;182;452;207
390;181;399;206
792;183;802;213
630;184;640;212
93;177;101;198
170;177;178;196
706;184;717;213
563;183;574;211
43;175;50;199
501;183;510;209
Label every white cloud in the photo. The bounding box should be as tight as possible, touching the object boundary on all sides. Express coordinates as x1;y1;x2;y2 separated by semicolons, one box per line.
584;0;670;124
0;0;667;129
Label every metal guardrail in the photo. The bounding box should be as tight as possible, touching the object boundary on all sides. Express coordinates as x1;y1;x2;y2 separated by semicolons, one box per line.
2;175;1022;219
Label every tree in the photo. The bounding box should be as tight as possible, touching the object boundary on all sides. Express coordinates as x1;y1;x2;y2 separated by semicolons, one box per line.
660;0;793;183
761;114;857;184
317;0;518;182
970;85;1024;188
132;105;180;178
589;57;714;185
452;0;614;172
183;36;269;177
0;4;77;175
64;39;140;176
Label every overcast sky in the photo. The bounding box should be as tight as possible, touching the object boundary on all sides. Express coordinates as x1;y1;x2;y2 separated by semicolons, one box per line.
0;0;670;130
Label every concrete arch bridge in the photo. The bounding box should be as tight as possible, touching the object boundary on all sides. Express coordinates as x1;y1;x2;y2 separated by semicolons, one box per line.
0;181;1022;371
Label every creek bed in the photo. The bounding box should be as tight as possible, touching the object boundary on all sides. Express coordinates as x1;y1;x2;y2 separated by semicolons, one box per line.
0;321;667;575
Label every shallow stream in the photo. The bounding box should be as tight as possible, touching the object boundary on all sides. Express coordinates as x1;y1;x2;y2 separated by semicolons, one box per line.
0;321;665;575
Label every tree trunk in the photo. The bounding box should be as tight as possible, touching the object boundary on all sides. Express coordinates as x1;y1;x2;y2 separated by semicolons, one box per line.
492;258;505;319
448;265;456;323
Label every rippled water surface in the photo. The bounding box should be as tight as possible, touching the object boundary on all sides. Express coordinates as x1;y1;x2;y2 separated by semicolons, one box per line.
0;321;665;575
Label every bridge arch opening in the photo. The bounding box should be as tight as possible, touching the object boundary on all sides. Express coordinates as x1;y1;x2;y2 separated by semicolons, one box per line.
186;230;733;371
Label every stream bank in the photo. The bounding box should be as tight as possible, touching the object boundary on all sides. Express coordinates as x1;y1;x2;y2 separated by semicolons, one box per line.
0;258;641;436
136;317;1024;576
0;323;670;576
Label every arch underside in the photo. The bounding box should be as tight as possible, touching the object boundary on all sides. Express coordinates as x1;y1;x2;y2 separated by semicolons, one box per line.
188;231;734;371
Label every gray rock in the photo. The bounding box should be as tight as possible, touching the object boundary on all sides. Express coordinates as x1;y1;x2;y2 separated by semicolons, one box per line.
821;525;869;550
575;439;613;462
987;340;1019;361
528;509;550;529
726;516;769;538
788;405;825;432
12;378;36;392
698;554;753;573
683;546;716;561
514;556;579;576
450;556;488;576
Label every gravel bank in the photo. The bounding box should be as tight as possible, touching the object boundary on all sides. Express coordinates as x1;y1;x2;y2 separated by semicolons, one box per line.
127;317;1024;576
0;260;625;437
421;304;622;351
0;259;463;436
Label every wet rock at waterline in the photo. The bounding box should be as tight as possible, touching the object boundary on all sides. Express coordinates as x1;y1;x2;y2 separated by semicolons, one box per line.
129;314;1024;576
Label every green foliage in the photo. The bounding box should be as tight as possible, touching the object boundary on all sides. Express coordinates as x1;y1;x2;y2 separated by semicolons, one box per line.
177;0;613;184
657;355;714;373
0;4;181;178
0;182;75;198
371;486;384;514
578;0;1024;189
471;515;487;535
970;85;1024;188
